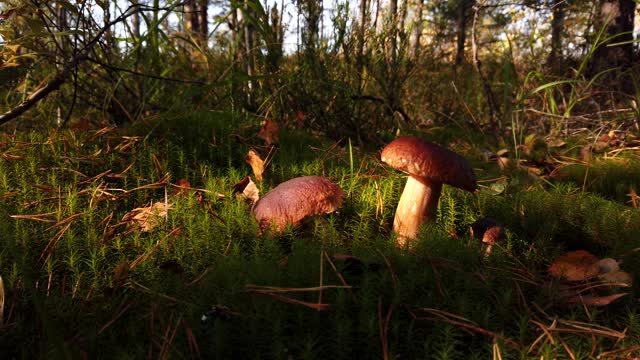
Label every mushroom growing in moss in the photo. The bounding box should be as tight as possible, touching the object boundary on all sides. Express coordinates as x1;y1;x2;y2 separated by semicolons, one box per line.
470;218;505;256
251;176;344;234
381;136;477;246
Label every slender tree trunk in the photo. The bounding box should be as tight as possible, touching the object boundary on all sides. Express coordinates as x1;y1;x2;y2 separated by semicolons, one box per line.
131;0;140;41
410;0;424;59
388;0;398;65
546;0;566;73
184;0;199;34
471;2;500;146
357;0;368;86
589;0;635;81
243;0;256;104
373;0;381;35
56;1;68;127
197;0;208;47
267;1;283;72
594;0;636;71
455;0;474;67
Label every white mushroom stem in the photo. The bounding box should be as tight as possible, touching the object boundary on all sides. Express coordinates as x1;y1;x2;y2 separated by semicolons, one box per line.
482;243;494;257
392;175;442;246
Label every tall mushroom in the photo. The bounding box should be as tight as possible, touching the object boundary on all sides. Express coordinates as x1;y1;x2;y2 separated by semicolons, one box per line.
251;176;344;234
381;136;477;245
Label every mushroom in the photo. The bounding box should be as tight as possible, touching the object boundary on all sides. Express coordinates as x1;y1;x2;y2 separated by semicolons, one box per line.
470;218;505;256
251;176;344;234
381;136;477;245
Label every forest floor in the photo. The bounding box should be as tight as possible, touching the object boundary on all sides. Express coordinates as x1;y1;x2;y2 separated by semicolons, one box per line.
0;111;639;359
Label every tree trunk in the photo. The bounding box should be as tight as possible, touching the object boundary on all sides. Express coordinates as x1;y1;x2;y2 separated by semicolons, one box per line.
588;0;635;89
267;1;283;72
357;0;368;85
455;0;474;66
131;0;140;41
546;0;566;72
388;0;398;65
410;0;424;59
183;0;199;34
197;0;208;46
299;0;322;55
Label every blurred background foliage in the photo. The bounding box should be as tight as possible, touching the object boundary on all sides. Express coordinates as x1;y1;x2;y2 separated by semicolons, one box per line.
0;0;638;145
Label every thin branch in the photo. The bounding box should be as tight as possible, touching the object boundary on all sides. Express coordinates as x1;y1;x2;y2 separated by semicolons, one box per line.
86;57;208;85
0;3;180;127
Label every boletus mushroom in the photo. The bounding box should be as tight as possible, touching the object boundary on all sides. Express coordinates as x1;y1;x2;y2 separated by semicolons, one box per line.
381;136;477;245
251;176;344;234
470;218;505;256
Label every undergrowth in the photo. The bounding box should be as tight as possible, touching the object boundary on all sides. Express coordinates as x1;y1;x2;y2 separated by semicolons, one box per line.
0;111;638;359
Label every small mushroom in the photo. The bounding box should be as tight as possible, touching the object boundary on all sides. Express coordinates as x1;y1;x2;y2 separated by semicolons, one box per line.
251;176;344;234
381;136;477;245
470;218;504;256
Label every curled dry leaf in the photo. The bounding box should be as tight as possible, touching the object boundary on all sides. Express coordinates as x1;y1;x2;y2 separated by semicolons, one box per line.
596;258;633;286
233;176;260;206
548;250;600;281
598;258;620;274
545;137;566;148
246;149;265;182
257;119;279;146
599;270;633;286
121;202;171;232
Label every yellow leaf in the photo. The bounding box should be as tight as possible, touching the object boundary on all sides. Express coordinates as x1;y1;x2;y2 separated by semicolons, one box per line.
246;149;265;182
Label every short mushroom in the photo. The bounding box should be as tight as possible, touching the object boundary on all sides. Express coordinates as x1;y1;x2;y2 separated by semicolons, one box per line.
381;136;477;245
251;176;344;234
470;218;505;256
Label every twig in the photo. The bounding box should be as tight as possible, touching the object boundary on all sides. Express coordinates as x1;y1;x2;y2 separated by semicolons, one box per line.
97;299;134;335
0;3;171;126
245;291;331;311
410;307;521;349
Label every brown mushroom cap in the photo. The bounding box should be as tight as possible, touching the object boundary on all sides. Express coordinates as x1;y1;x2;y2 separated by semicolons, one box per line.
381;136;477;192
251;176;344;233
470;218;504;245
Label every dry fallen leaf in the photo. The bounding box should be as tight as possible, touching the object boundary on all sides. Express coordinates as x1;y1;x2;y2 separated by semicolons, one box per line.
599;270;634;286
121;201;172;232
548;250;600;281
258;119;279;145
546;137;566;148
598;258;620;274
246;149;265;182
233;176;260;206
596;258;633;286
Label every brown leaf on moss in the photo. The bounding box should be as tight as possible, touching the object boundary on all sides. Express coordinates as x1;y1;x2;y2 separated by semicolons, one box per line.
548;250;600;281
246;149;265;182
257;119;279;145
121;202;171;232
